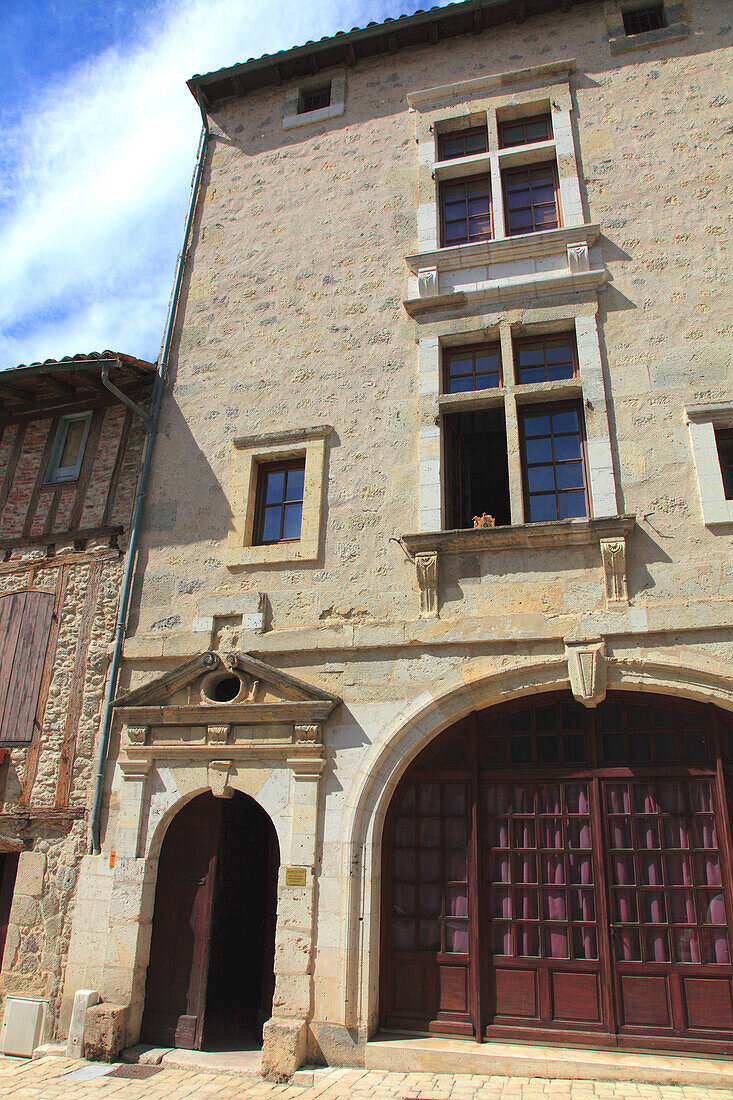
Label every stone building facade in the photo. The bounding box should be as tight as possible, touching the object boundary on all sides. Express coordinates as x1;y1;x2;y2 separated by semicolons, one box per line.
0;352;154;1045
62;0;733;1080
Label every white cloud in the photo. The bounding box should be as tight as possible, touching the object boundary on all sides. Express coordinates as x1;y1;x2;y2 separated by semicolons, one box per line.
0;0;452;369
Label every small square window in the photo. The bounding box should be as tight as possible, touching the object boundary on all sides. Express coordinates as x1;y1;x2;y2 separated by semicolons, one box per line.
444;343;502;394
499;115;552;149
440;176;492;246
298;83;331;115
515;334;578;385
438;126;488;161
254;459;305;544
715;429;733;501
623;4;665;35
45;412;92;484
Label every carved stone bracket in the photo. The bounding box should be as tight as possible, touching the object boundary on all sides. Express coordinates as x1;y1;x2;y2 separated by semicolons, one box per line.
295;724;321;745
565;638;607;708
418;266;438;297
124;725;148;745
567;242;590;273
415;551;439;619
207;724;230;744
600;536;628;606
208;760;234;799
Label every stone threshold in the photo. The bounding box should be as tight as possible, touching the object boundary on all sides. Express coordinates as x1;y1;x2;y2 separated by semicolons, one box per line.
365;1033;733;1088
123;1044;263;1077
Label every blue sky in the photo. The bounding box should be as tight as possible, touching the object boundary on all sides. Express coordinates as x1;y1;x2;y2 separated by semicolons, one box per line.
0;0;453;370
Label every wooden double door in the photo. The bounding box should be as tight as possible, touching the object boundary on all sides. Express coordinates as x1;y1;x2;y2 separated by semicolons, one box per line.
382;693;733;1054
142;791;279;1050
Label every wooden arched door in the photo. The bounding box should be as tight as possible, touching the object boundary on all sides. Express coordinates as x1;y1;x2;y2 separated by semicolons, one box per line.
381;692;733;1054
142;791;279;1050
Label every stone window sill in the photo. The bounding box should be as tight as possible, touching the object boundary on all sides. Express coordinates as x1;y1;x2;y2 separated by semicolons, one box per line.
401;514;635;556
401;516;636;618
608;22;688;55
406;224;600;276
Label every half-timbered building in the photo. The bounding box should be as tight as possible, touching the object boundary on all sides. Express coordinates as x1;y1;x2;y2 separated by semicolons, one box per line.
0;351;154;1047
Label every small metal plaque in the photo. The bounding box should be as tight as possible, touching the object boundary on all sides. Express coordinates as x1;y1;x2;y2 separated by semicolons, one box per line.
285;867;307;886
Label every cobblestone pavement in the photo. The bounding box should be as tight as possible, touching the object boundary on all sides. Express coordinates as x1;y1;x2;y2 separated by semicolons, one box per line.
0;1057;732;1100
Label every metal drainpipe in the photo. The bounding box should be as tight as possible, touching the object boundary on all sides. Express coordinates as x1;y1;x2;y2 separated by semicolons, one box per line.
90;89;210;853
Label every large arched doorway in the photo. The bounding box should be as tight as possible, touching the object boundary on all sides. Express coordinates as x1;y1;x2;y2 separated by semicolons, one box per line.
142;790;279;1050
382;692;733;1054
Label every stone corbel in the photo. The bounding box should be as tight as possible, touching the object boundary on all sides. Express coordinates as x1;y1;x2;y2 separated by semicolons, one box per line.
567;242;590;273
418;266;438;297
415;550;439;619
207;724;230;744
295;723;321;745
208;760;235;799
124;725;148;745
600;536;628;606
565;638;607;708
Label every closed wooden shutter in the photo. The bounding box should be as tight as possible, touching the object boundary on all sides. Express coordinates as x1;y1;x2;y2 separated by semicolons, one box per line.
0;590;54;746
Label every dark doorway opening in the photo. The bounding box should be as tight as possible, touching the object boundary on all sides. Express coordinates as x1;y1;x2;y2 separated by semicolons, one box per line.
443;408;511;529
141;791;279;1051
0;853;19;968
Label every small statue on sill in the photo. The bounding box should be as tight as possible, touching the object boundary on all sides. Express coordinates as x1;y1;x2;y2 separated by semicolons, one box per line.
473;513;495;528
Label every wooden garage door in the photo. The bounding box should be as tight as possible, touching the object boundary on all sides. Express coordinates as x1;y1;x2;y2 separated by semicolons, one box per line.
381;693;733;1055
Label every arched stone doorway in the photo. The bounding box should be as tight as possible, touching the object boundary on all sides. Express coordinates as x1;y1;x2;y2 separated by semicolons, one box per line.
381;691;733;1054
142;790;279;1051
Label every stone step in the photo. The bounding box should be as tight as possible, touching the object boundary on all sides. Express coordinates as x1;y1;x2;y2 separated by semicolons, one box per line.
365;1033;733;1088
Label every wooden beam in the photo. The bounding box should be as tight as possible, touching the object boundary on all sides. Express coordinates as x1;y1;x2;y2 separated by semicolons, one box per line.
387;32;398;53
344;42;356;66
0;524;123;550
0;384;34;409
42;376;77;400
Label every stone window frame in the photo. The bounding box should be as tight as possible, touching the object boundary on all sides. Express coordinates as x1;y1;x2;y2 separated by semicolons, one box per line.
226;425;332;566
405;61;604;312
686;404;733;528
418;306;618;533
283;70;346;130
603;0;689;55
410;65;584;257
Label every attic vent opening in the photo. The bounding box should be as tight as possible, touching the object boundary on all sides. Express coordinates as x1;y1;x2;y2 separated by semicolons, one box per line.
203;673;243;704
622;4;665;34
298;82;331;114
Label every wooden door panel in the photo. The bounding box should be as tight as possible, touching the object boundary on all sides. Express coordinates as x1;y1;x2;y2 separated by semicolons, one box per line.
684;977;733;1029
493;968;536;1018
389;959;431;1018
438;964;468;1014
142;794;221;1049
0;590;54;745
619;974;672;1027
551;971;601;1023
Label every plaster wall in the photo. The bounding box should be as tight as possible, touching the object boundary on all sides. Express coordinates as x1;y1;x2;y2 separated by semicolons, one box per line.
88;0;733;1076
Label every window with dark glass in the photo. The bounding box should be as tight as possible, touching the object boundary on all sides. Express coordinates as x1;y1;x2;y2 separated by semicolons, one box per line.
502;163;559;236
443;407;511;530
515;334;578;385
498;114;552;149
444;343;502;394
520;403;587;522
440;176;492;246
623;4;665;35
715;428;733;500
438;126;489;161
297;82;331;114
254;460;305;544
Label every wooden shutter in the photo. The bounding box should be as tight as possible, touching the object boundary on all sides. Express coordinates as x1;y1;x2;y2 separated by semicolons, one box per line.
0;591;55;746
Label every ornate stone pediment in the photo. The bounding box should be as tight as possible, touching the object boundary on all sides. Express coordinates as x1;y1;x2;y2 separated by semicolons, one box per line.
114;651;340;763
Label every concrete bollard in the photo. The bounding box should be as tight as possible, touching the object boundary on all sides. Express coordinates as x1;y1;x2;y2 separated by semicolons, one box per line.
65;989;100;1059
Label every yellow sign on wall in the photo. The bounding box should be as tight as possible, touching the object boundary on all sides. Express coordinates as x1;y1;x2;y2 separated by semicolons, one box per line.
285;867;307;887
